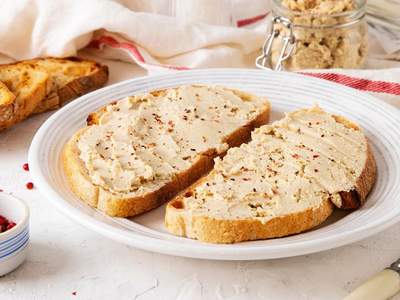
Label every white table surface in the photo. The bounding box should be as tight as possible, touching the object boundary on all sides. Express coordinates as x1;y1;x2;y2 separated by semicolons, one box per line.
0;58;399;300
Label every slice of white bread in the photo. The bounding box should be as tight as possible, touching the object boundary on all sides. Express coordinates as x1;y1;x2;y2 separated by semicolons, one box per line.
21;57;109;114
165;106;376;243
63;85;271;217
0;64;50;130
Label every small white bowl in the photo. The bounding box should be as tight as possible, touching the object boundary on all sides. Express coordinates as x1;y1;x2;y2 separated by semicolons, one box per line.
0;193;29;276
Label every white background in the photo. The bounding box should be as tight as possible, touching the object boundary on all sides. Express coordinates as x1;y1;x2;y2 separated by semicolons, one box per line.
0;58;399;300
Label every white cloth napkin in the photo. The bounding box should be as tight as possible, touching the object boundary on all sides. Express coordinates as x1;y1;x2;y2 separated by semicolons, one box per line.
0;0;399;106
0;0;269;69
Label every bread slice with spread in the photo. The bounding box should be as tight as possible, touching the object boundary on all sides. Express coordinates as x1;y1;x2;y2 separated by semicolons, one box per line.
63;85;271;217
165;106;376;243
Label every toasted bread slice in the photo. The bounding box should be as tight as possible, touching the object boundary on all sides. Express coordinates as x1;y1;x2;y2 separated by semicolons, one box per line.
20;57;108;114
0;82;15;127
63;85;270;217
165;107;376;243
0;64;50;130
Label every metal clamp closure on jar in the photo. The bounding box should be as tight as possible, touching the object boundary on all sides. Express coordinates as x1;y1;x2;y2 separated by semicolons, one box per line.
256;16;296;71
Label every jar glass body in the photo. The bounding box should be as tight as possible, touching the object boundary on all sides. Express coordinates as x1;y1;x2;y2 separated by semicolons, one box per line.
270;0;368;71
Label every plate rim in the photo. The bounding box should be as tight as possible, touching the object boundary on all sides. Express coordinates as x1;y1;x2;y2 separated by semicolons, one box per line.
28;68;400;260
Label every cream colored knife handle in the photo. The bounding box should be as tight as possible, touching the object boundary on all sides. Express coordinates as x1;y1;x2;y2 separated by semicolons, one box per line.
343;269;400;300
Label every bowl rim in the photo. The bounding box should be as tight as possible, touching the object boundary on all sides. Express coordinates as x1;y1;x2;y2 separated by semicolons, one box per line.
0;193;30;241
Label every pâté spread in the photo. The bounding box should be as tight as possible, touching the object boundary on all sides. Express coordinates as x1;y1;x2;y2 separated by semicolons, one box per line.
77;85;267;196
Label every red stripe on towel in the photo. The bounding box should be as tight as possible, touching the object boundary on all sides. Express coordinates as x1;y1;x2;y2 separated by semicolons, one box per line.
302;72;400;96
89;35;190;71
88;37;400;96
237;12;269;27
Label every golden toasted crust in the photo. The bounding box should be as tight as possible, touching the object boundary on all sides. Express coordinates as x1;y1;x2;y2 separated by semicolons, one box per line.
0;65;49;131
165;198;334;244
0;82;15;126
165;113;377;243
63;88;270;217
0;57;108;131
24;57;109;114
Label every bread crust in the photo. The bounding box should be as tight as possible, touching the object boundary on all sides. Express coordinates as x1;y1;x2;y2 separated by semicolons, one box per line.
0;82;15;126
0;57;108;130
29;57;109;114
63;88;270;217
0;68;49;131
338;142;376;209
165;198;334;244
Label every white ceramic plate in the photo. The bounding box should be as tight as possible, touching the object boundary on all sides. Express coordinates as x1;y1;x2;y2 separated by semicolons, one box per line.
28;69;400;260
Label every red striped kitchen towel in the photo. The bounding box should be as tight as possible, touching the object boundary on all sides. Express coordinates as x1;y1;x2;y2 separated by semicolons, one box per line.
1;0;397;106
87;33;400;108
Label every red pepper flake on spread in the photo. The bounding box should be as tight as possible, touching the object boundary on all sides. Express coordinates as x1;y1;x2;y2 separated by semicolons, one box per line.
72;291;77;296
292;153;300;159
0;215;16;233
23;163;29;171
313;154;320;159
167;120;175;132
26;182;34;190
152;113;162;124
0;188;3;192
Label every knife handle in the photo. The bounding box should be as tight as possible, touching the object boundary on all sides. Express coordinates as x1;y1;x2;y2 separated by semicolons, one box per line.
343;269;400;300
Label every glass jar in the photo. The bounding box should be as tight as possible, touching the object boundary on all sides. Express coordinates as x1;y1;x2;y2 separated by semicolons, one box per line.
258;0;368;71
